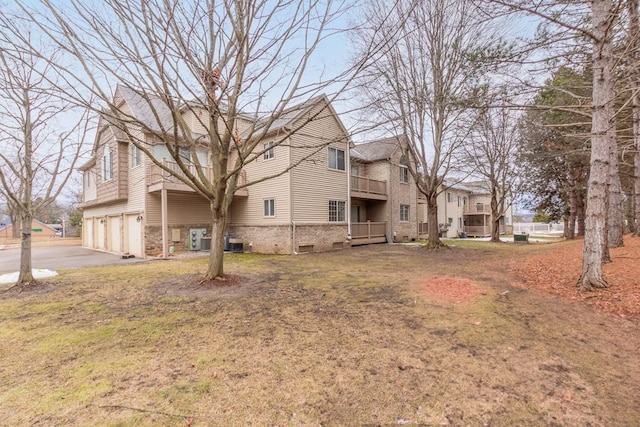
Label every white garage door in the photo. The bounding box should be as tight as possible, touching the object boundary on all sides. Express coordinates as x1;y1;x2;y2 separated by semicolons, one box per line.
125;214;143;258
84;218;94;248
107;216;121;253
96;218;105;250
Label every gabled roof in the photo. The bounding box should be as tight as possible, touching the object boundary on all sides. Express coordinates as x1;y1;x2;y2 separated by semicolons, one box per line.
443;178;490;195
115;85;177;134
350;135;407;162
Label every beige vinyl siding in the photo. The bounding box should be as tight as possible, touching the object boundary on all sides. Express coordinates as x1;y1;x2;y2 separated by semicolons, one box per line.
182;108;254;139
96;132;119;201
231;135;291;224
145;192;211;226
83;202;131;217
127;152;147;212
290;102;350;223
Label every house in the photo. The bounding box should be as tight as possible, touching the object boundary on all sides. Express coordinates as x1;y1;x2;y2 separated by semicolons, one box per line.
349;136;420;244
0;219;60;239
422;180;514;238
79;87;355;257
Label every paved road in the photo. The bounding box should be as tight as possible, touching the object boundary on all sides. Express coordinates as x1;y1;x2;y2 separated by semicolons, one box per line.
0;245;149;274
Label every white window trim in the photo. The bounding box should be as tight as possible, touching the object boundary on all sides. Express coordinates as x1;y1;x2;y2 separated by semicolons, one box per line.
263;198;275;217
102;145;113;181
263;142;275;160
131;144;141;168
328;147;346;171
329;200;346;222
400;165;409;183
400;204;410;222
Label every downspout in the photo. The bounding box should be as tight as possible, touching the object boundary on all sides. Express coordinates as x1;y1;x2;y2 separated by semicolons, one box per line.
288;135;298;254
346;142;352;241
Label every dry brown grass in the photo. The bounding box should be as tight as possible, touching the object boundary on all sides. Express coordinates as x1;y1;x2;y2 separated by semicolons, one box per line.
1;242;639;426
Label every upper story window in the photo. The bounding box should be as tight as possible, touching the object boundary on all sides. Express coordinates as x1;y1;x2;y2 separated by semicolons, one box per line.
102;145;113;181
178;146;191;164
85;171;91;187
457;196;461;207
447;192;452;203
328;147;345;171
263;142;274;160
399;156;409;183
131;144;141;168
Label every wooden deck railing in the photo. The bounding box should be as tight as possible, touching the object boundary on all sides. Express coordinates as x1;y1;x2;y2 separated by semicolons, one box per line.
464;204;492;214
351;175;386;196
351;221;386;239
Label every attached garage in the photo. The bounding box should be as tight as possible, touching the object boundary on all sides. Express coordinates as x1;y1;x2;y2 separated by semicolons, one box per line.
107;215;122;253
125;214;143;258
96;218;106;250
84;218;94;248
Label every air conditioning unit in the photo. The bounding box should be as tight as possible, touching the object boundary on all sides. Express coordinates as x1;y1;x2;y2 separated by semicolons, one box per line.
200;237;212;251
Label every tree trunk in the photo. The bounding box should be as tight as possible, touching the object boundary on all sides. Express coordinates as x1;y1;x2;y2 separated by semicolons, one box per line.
11;215;20;239
489;187;501;242
578;0;613;292
607;133;624;247
17;211;34;284
426;195;442;247
629;0;640;237
577;192;586;237
204;206;227;281
568;189;577;239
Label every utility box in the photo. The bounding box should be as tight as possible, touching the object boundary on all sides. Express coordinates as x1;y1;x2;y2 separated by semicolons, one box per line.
514;233;529;243
189;228;207;251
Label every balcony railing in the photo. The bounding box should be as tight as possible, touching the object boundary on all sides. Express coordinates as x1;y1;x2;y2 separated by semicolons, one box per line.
351;175;386;197
463;204;492;214
351;221;387;242
148;159;247;195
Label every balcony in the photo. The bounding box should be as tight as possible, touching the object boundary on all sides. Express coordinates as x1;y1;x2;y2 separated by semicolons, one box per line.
351;221;387;245
463;225;513;237
351;175;387;200
147;159;248;197
464;204;492;214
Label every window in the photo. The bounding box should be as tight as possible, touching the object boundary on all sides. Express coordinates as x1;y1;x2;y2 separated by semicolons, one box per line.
328;147;345;171
263;142;274;160
85;171;91;188
399;155;409;183
264;198;275;217
400;204;410;222
102;145;113;181
131;144;141;168
447;192;452;203
178;146;191;163
458;218;462;229
329;200;346;222
463;197;467;206
457;196;461;207
448;217;453;225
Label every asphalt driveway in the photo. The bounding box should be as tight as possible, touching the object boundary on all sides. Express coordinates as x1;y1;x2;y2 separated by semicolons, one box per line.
0;245;149;274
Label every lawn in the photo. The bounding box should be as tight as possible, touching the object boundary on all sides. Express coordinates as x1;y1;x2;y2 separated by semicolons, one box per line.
1;240;639;426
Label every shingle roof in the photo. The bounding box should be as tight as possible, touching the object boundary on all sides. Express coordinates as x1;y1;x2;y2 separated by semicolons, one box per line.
350;135;405;162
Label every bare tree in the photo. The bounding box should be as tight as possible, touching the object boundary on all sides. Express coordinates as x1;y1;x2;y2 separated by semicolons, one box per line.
465;105;520;242
3;0;377;280
352;0;509;247
0;43;87;286
487;0;619;291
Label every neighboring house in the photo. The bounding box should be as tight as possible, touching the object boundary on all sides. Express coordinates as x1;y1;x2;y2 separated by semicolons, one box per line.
79;87;354;257
0;219;59;239
421;180;514;238
350;136;420;244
